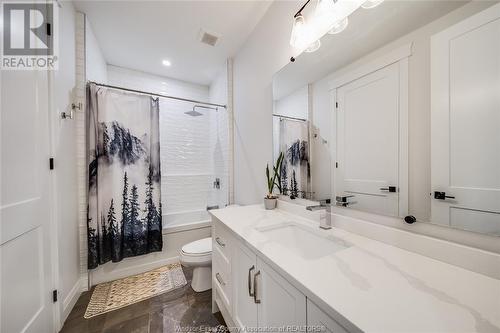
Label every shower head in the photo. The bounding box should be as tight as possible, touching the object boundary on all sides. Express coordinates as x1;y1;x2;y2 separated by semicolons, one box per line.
184;110;203;117
184;104;218;117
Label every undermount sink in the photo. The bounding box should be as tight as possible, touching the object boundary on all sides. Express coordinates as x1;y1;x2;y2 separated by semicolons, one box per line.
255;222;350;260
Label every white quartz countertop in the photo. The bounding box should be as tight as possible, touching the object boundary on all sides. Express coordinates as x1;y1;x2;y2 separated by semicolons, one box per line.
210;205;500;333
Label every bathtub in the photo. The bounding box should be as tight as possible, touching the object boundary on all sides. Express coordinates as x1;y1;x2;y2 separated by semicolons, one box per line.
163;209;212;233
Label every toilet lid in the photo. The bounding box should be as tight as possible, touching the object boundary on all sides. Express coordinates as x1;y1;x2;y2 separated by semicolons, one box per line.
181;237;212;255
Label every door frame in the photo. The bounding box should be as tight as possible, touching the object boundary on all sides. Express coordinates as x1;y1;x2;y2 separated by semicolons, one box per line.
329;43;411;217
47;67;63;330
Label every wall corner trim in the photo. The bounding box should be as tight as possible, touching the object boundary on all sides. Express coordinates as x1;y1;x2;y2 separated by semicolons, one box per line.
328;42;413;90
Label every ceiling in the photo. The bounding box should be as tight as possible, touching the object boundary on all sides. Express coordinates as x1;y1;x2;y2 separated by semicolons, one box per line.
273;0;469;100
73;0;273;86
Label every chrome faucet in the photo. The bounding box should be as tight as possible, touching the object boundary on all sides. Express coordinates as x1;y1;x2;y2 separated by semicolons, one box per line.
305;199;330;211
306;199;332;230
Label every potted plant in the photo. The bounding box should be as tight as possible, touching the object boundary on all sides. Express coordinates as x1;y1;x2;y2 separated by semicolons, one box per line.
264;152;284;210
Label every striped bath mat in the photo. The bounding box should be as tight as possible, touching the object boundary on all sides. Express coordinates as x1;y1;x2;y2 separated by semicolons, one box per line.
84;263;187;318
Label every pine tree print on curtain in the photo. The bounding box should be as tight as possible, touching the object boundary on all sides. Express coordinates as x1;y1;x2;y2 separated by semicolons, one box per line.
87;83;162;269
278;118;311;199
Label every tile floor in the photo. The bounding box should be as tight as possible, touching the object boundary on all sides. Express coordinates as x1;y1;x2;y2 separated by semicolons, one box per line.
60;267;227;333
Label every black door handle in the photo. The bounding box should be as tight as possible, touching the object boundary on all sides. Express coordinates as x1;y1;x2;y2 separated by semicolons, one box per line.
380;186;397;193
434;191;455;200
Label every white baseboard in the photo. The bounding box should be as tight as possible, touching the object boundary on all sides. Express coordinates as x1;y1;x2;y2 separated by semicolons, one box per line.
90;256;180;285
61;278;83;325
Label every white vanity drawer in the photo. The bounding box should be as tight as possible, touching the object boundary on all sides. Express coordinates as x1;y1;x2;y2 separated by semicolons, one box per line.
213;250;232;309
307;299;349;333
212;218;233;262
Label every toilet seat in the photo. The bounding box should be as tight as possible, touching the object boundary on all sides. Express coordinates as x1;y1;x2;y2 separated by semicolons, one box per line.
180;237;213;292
180;237;212;267
181;237;212;256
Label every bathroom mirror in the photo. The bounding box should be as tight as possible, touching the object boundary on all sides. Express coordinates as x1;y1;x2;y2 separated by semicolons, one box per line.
272;0;500;236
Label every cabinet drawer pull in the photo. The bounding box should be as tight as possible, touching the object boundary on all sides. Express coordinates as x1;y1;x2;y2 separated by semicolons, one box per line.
248;265;255;297
215;237;226;248
253;270;261;304
215;272;225;286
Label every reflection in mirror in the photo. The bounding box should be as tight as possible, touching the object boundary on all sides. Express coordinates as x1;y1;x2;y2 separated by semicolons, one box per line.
272;0;500;236
272;86;313;200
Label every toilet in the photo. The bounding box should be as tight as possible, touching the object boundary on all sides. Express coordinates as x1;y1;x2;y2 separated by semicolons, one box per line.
180;237;212;292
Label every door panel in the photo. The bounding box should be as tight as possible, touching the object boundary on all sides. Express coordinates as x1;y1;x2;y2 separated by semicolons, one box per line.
231;242;257;330
1;67;54;331
256;258;306;329
431;4;500;234
336;63;401;216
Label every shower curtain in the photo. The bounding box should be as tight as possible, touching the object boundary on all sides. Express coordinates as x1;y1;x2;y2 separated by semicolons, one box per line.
279;119;311;198
87;83;162;269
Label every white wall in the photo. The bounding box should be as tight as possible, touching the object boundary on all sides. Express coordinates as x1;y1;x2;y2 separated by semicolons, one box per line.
274;86;309;120
107;65;207;101
53;1;81;325
85;17;107;83
233;1;297;205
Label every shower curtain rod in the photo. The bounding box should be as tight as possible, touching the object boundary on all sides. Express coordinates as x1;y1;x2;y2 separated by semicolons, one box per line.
273;114;307;122
87;81;227;109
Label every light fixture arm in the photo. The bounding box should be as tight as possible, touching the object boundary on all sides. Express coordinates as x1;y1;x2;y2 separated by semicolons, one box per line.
294;0;312;18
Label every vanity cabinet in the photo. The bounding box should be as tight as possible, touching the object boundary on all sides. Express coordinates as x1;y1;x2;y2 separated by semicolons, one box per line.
232;241;258;329
307;300;348;333
212;218;307;331
256;258;306;328
212;221;234;317
232;240;306;330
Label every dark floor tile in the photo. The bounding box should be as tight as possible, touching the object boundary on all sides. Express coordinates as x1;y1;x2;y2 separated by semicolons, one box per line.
149;285;192;312
161;290;223;332
60;266;225;333
60;313;106;333
102;313;149;333
102;299;152;329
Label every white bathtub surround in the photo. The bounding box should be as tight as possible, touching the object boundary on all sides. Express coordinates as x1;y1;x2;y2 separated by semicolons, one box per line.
210;204;500;333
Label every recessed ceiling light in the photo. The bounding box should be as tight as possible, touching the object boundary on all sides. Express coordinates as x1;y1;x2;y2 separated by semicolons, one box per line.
162;60;171;67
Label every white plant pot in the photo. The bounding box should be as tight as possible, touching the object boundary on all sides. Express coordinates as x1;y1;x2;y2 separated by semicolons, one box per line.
264;197;277;210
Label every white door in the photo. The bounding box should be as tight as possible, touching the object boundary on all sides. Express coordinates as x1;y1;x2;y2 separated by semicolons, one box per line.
431;3;500;235
231;242;257;330
255;258;306;329
336;62;406;216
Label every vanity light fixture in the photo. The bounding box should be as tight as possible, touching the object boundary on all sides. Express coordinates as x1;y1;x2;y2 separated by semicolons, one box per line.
328;17;349;34
290;14;308;49
289;0;384;53
162;59;171;67
305;39;321;52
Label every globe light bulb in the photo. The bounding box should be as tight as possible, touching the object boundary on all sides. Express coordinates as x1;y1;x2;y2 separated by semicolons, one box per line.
328;17;349;34
305;39;321;53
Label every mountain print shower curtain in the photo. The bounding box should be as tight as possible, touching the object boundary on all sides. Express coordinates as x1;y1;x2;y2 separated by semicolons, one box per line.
87;83;162;269
279;118;311;198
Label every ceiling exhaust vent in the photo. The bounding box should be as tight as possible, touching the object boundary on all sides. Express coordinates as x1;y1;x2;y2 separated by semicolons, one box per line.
198;29;219;47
